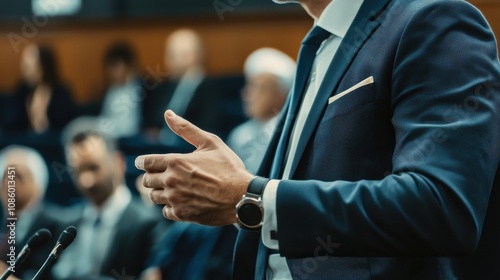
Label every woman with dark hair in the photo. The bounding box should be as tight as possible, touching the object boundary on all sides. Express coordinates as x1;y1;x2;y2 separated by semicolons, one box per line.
6;44;78;133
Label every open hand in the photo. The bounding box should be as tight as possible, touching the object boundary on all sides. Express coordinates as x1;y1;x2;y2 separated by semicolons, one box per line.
136;110;253;226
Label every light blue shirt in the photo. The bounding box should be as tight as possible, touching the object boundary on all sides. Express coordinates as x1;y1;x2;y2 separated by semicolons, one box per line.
227;117;278;174
99;78;142;138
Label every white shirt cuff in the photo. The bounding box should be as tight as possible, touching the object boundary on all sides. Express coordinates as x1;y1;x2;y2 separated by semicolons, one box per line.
262;179;280;250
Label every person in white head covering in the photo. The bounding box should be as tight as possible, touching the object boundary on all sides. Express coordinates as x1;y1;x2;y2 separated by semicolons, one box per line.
227;48;296;173
0;145;63;279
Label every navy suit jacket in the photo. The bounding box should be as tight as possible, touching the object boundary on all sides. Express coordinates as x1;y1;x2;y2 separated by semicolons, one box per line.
233;0;500;279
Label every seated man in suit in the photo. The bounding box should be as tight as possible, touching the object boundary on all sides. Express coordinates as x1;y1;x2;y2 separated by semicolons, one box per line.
52;120;163;280
142;28;206;143
142;28;245;143
0;145;64;279
227;48;296;173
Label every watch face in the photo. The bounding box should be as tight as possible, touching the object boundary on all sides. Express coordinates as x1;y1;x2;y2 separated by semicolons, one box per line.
238;201;262;227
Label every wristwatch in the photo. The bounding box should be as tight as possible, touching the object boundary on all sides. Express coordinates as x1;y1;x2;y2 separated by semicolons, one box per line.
236;176;270;230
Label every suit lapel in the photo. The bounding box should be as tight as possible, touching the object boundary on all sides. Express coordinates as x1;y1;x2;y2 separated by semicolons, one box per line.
99;202;132;274
287;0;391;178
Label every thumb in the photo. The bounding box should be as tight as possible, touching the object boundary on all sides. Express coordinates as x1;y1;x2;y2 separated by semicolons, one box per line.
164;110;214;149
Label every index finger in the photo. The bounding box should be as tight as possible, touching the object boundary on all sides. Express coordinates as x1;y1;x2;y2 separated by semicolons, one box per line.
135;154;173;172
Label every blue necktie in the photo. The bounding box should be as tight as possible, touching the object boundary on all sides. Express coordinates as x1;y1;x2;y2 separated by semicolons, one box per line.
270;25;331;179
232;26;332;280
251;26;332;280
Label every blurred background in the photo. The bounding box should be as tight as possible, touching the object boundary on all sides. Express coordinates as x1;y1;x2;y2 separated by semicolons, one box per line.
0;0;314;204
0;0;498;279
0;0;311;103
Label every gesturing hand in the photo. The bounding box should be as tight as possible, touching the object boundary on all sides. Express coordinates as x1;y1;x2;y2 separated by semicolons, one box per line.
135;110;253;226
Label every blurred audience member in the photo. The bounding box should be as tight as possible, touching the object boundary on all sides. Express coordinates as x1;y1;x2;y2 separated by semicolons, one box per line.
143;28;205;142
143;28;244;143
52;118;162;280
6;44;78;133
0;145;64;279
227;48;295;173
98;42;145;138
165;28;205;82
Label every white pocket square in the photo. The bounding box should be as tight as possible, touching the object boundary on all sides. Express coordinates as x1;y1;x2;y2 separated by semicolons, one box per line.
328;76;374;104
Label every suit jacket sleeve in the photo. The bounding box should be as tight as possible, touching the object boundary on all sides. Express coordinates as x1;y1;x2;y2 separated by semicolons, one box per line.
275;1;500;258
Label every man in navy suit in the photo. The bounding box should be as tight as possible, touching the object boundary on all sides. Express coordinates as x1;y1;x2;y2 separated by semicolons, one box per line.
137;0;500;279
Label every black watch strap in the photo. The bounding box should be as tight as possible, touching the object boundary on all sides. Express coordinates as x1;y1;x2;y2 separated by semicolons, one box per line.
247;176;270;196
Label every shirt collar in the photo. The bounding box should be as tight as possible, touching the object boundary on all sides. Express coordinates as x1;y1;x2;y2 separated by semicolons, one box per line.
84;184;132;226
316;0;364;39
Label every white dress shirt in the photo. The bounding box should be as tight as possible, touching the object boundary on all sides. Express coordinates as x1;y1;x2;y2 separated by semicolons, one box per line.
99;78;143;138
261;0;364;278
53;185;132;278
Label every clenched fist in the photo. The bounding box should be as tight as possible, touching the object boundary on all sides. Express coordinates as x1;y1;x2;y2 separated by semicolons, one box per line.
135;110;253;226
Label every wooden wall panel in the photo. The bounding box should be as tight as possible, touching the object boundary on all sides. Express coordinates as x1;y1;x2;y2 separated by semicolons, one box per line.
0;14;313;102
475;4;500;39
0;2;498;102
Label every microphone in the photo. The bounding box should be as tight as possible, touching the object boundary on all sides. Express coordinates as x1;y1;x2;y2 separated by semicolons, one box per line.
0;229;52;280
32;226;77;280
